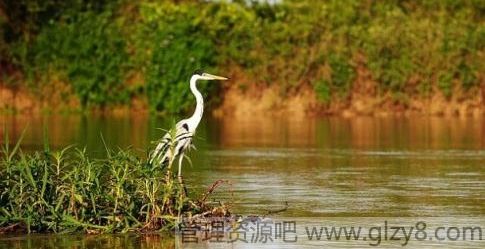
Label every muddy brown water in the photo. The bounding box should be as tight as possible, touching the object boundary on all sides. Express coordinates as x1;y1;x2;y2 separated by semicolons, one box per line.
0;115;484;248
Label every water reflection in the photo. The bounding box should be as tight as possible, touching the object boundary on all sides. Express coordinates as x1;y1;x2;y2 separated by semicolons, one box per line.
1;115;484;151
1;217;483;248
0;233;175;249
211;116;485;149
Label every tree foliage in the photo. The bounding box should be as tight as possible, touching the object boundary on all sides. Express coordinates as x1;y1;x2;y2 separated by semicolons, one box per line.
0;0;483;112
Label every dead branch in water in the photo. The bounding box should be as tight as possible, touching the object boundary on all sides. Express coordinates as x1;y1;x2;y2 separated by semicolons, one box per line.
198;179;229;204
0;223;22;234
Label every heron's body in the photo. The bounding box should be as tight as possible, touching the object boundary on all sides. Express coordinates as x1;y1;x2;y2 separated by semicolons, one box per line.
150;70;227;178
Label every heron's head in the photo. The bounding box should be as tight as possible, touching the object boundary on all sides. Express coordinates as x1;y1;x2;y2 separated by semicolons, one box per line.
193;69;228;81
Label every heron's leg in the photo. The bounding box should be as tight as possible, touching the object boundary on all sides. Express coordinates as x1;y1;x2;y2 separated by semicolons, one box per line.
177;153;188;196
178;153;184;178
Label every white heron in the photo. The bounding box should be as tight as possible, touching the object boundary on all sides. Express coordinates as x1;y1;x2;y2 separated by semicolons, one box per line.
150;69;228;180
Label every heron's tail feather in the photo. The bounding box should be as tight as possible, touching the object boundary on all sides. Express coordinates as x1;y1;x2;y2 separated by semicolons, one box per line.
149;137;171;165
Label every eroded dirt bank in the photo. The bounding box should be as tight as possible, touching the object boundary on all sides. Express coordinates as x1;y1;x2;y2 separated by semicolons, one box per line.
212;83;485;119
212;68;485;118
1;81;484;117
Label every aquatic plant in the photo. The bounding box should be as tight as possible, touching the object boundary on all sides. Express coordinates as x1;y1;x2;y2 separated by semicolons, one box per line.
0;129;229;233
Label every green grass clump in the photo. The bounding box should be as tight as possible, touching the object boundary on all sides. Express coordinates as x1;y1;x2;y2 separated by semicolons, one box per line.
0;130;220;234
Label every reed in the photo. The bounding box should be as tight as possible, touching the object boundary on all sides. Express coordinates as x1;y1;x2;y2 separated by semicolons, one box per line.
0;129;226;233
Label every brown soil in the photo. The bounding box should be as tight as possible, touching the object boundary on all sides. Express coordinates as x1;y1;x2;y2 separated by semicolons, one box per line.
213;69;485;118
1;85;37;113
0;81;149;115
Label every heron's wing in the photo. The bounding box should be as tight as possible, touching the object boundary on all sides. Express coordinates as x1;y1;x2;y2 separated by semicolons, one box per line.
150;121;193;166
149;132;172;165
171;122;194;157
173;131;193;156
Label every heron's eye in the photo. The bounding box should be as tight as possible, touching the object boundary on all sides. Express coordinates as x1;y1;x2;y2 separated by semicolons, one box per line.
193;69;204;76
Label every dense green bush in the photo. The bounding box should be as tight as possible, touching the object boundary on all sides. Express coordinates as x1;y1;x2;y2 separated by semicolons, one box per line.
140;2;218;113
328;53;355;94
314;80;331;103
25;11;129;107
438;72;454;99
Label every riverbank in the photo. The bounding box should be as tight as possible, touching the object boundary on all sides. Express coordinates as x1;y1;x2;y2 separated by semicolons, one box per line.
214;78;485;119
1;1;483;117
2;81;484;118
0;84;149;116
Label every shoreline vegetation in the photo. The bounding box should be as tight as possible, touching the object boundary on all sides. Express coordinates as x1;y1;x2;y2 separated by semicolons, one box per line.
0;0;484;117
1;81;484;118
0;130;232;234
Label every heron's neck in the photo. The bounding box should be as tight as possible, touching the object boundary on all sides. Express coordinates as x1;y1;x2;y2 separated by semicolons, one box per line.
189;76;204;129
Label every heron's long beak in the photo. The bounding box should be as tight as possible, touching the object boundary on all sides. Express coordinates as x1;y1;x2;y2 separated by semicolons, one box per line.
202;73;228;80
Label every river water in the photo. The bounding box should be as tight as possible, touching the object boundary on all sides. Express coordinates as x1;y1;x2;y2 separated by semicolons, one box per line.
0;115;484;248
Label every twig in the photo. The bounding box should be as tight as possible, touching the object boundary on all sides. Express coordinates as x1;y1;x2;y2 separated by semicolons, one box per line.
0;223;21;234
198;179;228;204
187;211;213;222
